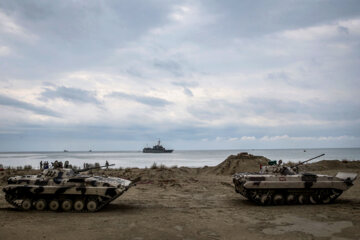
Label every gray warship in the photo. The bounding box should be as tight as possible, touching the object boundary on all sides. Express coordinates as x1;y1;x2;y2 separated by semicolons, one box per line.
143;139;173;153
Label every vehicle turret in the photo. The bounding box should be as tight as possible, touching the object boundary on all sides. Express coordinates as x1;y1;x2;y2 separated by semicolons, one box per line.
259;154;325;175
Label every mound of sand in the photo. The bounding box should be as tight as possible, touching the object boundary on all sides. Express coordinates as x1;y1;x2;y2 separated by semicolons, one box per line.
203;152;270;175
92;166;199;188
299;160;360;172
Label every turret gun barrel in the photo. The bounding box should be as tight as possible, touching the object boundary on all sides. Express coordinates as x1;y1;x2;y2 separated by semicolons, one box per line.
294;154;325;167
76;164;115;173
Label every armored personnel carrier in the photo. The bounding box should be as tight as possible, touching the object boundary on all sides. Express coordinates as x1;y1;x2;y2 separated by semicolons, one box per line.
3;164;133;212
233;154;357;205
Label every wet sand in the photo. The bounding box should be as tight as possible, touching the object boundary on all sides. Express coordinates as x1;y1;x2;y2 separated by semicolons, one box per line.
0;155;359;240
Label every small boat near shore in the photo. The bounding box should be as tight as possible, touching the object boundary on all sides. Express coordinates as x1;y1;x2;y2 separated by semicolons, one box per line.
143;140;173;153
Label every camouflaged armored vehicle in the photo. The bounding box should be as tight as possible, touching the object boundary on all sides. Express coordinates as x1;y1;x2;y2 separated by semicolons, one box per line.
3;164;133;212
233;154;358;205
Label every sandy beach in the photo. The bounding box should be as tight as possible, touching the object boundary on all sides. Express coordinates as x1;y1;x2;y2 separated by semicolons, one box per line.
1;154;360;240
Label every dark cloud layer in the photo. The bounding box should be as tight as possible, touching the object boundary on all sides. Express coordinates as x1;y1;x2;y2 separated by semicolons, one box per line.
205;0;360;38
0;0;171;42
0;0;174;79
40;86;101;105
186;97;360;124
246;97;360;121
153;59;184;77
0;94;59;117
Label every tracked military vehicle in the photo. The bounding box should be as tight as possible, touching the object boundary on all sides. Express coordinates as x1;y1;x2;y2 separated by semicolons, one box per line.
233;154;357;205
3;164;133;212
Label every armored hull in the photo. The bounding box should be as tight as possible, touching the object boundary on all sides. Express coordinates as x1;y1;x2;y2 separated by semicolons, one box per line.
143;148;173;153
233;171;357;205
3;168;133;212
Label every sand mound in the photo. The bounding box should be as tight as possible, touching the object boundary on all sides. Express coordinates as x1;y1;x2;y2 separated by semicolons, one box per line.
300;160;360;172
92;166;198;188
203;152;270;175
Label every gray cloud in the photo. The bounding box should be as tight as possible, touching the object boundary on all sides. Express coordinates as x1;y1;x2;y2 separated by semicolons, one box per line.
183;87;193;97
108;91;171;107
337;25;349;35
205;0;360;38
172;81;196;97
187;97;360;124
187;99;234;121
246;97;302;114
0;94;59;117
172;81;198;88
0;0;172;41
126;67;143;78
246;97;360;121
40;86;101;105
153;59;184;77
267;72;289;82
0;0;174;80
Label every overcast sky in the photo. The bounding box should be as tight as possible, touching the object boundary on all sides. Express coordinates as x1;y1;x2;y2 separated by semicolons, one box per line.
0;0;359;151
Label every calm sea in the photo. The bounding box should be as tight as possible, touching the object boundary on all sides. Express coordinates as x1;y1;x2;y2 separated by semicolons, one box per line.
0;148;359;169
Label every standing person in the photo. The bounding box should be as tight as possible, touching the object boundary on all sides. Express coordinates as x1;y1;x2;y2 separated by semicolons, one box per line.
105;160;109;170
40;161;43;170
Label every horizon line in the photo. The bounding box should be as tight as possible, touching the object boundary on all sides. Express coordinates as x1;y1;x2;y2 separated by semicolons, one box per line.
0;146;360;153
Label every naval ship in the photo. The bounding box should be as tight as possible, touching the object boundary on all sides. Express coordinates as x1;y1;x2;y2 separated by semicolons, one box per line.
143;140;174;153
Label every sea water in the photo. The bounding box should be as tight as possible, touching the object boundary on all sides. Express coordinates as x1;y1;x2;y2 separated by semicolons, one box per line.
0;148;359;169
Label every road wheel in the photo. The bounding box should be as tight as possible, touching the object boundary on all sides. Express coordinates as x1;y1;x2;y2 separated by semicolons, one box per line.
86;200;98;212
272;194;285;205
286;194;296;204
61;199;73;211
49;199;60;211
22;199;32;210
298;194;308;204
260;194;271;205
35;199;47;211
310;193;321;204
74;200;85;211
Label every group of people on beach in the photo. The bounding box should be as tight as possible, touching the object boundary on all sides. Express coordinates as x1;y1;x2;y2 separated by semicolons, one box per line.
39;161;49;169
40;160;110;170
40;160;70;170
